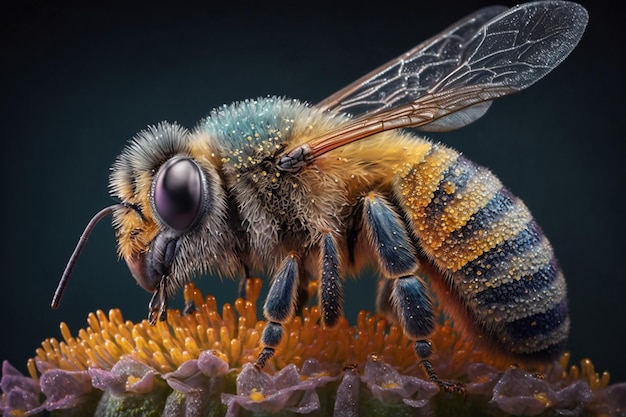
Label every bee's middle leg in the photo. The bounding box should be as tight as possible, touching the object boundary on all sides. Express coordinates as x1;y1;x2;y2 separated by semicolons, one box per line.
319;232;344;327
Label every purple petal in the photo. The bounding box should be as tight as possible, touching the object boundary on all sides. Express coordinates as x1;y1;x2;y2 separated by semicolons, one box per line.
333;367;360;417
300;357;343;378
1;361;40;396
40;368;92;411
1;387;45;416
0;362;45;416
197;351;230;377
163;357;229;398
491;367;553;416
89;355;156;395
299;358;341;389
162;356;230;417
363;356;403;390
234;363;276;397
262;365;320;413
222;363;322;415
466;362;501;395
288;390;320;414
604;382;626;409
164;359;204;393
34;359;57;375
300;358;325;377
272;364;301;390
551;380;591;416
492;366;598;415
361;356;438;407
588;382;626;416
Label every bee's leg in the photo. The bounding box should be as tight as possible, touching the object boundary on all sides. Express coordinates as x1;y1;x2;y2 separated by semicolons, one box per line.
362;193;418;277
148;275;169;325
375;278;397;322
295;271;311;315
363;193;464;393
319;232;343;327
237;264;251;299
362;192;418;324
255;253;300;368
389;276;462;393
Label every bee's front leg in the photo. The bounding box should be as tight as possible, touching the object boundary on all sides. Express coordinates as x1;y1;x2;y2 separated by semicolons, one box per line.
237;264;251;299
255;252;300;368
148;275;169;325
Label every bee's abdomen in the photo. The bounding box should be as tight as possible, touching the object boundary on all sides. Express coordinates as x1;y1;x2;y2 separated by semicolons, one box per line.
395;144;569;358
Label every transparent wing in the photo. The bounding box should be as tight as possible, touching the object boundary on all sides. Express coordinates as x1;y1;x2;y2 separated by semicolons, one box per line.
316;5;508;116
278;1;588;172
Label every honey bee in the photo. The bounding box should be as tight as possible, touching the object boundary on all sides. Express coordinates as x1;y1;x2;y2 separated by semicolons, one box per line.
52;1;588;390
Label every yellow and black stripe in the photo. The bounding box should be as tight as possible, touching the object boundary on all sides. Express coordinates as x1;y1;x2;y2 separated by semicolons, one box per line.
396;143;569;359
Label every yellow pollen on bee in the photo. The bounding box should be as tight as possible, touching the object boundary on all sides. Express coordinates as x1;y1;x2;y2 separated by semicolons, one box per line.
381;381;400;389
397;146;456;211
442;181;455;195
434;203;531;272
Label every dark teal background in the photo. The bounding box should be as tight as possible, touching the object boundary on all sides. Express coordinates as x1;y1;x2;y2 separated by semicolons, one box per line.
1;1;624;385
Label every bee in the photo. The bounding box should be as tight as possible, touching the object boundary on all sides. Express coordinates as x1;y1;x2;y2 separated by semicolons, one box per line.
52;1;588;390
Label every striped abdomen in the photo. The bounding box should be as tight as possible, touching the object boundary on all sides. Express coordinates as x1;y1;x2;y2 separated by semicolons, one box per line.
395;143;569;359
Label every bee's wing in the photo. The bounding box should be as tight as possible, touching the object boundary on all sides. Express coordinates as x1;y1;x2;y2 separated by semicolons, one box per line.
278;1;587;171
316;5;508;118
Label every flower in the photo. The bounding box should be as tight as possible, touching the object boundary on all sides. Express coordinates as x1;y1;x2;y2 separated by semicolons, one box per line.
1;279;624;417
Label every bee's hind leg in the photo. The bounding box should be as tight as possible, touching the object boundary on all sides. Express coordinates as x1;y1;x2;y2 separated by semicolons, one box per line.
389;275;464;393
362;192;464;393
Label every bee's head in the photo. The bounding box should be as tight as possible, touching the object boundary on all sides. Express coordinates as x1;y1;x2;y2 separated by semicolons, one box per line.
118;153;211;293
109;122;230;293
52;122;233;312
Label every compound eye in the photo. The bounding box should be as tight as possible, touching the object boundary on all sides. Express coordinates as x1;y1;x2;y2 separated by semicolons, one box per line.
153;157;204;231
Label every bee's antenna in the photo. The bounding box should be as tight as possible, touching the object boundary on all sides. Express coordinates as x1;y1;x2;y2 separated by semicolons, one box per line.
51;204;122;309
